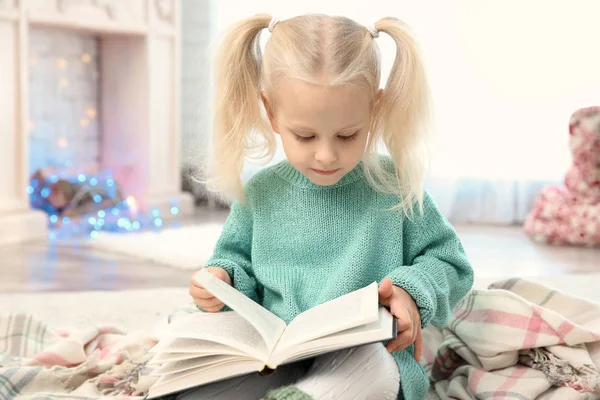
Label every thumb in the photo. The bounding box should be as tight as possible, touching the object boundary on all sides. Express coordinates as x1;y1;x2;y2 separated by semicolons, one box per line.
378;278;393;302
206;267;232;286
414;323;423;362
206;267;225;279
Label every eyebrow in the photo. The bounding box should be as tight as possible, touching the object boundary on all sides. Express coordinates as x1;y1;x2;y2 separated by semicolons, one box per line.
289;123;364;132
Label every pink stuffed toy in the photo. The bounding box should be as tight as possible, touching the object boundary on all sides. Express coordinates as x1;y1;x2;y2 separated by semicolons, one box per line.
524;106;600;246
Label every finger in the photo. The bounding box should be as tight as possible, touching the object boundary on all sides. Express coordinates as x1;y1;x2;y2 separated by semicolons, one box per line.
414;323;423;362
378;278;393;304
190;283;218;298
205;268;227;281
190;275;206;289
410;313;417;342
195;297;223;309
190;279;205;289
395;316;412;332
190;269;225;288
387;313;414;353
385;330;413;352
386;337;413;353
200;305;223;313
189;286;217;299
202;303;225;312
392;307;412;332
389;337;415;353
195;297;225;311
196;290;216;300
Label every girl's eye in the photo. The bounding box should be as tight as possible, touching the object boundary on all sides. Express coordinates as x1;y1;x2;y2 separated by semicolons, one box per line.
293;134;315;142
339;132;359;141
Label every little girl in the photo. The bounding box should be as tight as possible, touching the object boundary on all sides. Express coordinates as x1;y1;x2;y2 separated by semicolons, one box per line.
187;13;473;400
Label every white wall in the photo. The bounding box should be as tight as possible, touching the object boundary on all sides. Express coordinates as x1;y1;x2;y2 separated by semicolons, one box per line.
180;0;215;168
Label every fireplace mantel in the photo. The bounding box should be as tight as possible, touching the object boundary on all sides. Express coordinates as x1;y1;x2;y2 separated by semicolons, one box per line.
0;0;194;245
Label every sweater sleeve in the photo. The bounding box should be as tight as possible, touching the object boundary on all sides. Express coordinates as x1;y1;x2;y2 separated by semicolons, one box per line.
386;191;474;328
204;200;259;303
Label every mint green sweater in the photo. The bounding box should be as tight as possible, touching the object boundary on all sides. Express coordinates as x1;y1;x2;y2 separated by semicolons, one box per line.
205;160;474;400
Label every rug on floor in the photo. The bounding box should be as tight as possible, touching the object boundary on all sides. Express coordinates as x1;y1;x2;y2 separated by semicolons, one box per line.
2;275;600;334
87;224;224;270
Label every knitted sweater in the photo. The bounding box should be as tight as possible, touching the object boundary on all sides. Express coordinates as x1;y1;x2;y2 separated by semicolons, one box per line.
204;159;474;400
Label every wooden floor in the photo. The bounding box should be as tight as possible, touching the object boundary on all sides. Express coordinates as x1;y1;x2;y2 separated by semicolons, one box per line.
1;207;598;293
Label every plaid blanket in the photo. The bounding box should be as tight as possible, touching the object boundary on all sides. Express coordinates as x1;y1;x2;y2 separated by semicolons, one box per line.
2;279;600;399
422;278;600;399
0;315;160;400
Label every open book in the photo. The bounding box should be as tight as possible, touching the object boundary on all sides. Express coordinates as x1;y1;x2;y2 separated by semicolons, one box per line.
147;269;397;399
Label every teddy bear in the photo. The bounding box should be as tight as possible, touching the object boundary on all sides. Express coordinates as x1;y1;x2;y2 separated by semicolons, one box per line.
524;106;600;246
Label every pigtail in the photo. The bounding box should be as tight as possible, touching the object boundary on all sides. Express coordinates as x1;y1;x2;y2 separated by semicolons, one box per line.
366;17;432;216
206;14;275;202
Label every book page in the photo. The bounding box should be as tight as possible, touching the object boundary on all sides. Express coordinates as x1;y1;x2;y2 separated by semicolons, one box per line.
271;307;394;366
150;351;222;365
149;339;247;366
163;311;269;362
152;354;251;376
147;359;262;399
274;282;380;353
150;336;246;355
194;269;286;352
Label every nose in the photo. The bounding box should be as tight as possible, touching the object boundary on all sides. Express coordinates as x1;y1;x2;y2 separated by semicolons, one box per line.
314;142;338;165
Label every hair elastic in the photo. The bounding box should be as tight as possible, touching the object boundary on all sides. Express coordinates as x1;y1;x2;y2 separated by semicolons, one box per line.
268;17;279;33
367;24;379;38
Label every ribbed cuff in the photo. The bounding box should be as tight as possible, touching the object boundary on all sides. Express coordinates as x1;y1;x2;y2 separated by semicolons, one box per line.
386;266;435;329
263;385;313;400
195;304;232;312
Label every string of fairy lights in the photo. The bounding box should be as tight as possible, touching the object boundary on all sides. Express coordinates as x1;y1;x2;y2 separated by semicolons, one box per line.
28;38;180;239
29;171;181;240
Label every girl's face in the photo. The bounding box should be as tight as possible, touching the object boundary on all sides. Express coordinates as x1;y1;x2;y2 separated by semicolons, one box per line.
263;78;377;187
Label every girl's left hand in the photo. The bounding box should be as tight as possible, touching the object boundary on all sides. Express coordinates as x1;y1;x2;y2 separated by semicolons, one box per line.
378;278;423;361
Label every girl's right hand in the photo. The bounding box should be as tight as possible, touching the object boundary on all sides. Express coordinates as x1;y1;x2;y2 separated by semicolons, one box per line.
189;267;232;312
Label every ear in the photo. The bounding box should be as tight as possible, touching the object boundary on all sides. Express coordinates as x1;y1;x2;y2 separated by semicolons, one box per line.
371;89;384;115
375;89;383;105
261;91;279;133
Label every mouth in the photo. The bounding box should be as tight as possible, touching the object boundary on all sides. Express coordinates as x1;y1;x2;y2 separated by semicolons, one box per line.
311;168;340;176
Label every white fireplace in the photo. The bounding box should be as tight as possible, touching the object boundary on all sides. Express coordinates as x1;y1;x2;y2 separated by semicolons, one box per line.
0;0;194;245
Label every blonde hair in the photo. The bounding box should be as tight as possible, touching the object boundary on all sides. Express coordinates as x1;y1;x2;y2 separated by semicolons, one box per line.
207;13;431;215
